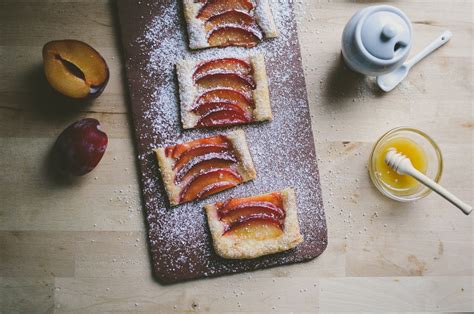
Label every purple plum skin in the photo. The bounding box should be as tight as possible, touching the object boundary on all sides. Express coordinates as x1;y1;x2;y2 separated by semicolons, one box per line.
52;118;108;176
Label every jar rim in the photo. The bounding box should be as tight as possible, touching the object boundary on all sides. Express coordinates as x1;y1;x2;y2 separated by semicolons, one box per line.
368;127;443;202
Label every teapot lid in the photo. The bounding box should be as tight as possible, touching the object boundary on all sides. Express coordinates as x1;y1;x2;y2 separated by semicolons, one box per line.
359;6;412;60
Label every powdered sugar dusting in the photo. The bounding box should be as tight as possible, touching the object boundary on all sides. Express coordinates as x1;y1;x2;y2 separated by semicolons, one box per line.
121;0;327;282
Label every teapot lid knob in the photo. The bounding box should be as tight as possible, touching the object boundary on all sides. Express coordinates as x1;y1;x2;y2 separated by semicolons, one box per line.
382;24;397;39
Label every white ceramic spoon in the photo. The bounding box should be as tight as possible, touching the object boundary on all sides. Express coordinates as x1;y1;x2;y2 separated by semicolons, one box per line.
377;31;453;92
385;148;472;215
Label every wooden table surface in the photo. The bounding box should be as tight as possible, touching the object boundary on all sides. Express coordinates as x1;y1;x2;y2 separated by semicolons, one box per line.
1;0;472;312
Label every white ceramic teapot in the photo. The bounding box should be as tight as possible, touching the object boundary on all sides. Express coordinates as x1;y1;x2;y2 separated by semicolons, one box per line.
341;5;412;76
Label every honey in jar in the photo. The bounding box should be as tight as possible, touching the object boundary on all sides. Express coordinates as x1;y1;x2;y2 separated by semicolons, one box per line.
374;137;428;191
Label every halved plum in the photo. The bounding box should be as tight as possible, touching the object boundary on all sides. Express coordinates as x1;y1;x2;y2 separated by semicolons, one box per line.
193;58;252;82
223;218;284;240
43;40;109;99
174;152;237;184
195;73;256;94
197;0;254;20
205;10;259;32
197;107;252;127
165;135;231;159
193;89;254;111
207;26;262;48
179;168;242;203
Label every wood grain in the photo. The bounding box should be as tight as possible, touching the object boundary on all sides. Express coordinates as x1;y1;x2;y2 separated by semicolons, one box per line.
0;0;472;312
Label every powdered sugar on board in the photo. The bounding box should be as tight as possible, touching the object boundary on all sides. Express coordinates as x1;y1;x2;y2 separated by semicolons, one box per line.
118;0;327;283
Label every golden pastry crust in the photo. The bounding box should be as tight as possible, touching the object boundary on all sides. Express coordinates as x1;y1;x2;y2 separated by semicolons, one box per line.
182;0;278;50
154;148;181;206
226;130;257;182
254;0;279;38
251;54;272;121
153;130;256;206
175;59;198;129
204;188;304;259
176;54;272;129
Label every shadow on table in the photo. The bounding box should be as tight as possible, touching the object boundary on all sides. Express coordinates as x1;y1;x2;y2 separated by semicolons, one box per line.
41;141;89;187
25;64;96;119
319;53;385;109
365;172;418;218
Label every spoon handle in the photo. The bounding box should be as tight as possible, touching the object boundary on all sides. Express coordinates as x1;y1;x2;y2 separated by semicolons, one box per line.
404;166;472;215
406;31;453;69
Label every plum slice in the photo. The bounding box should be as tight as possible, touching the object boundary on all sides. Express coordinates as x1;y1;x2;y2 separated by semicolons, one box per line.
223;218;284;240
220;192;283;210
207;26;262;48
165;135;231;160
175;154;237;184
195;73;256;94
196;107;252;127
173;143;233;173
204;10;259;32
194;101;254;127
219;202;286;227
193;58;252;81
218;201;285;220
197;0;254;20
43;40;109;99
216;193;286;238
193;89;254;111
193;101;251;116
179;168;242;203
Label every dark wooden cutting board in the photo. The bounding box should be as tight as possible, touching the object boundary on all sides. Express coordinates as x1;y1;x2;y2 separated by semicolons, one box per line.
116;0;327;284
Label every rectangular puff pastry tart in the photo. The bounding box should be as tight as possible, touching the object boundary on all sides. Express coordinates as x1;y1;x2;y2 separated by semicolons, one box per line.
153;130;256;206
204;188;304;259
176;54;272;129
182;0;278;49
